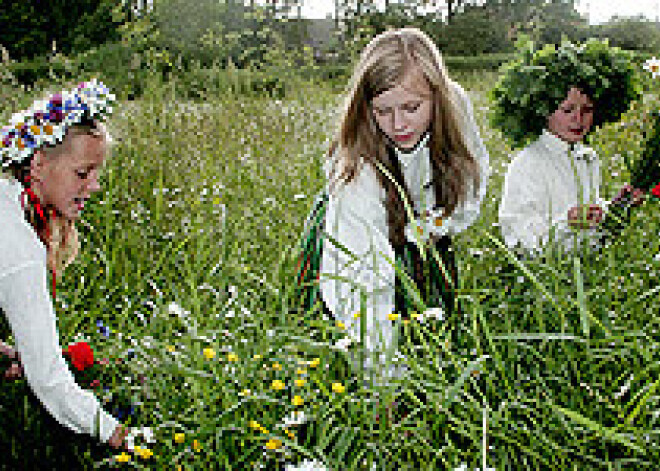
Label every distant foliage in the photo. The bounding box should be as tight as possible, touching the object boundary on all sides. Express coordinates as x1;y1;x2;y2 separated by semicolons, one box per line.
0;0;123;60
591;16;660;53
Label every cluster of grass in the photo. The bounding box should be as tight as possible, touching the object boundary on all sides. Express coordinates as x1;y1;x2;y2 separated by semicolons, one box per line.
0;68;659;470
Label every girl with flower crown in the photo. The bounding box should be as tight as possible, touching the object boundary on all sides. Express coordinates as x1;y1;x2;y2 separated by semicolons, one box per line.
493;40;643;254
0;81;128;463
295;28;489;381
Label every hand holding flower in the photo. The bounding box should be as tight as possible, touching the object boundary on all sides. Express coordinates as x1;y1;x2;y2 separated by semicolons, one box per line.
568;204;603;229
612;184;645;207
0;341;23;380
108;423;129;449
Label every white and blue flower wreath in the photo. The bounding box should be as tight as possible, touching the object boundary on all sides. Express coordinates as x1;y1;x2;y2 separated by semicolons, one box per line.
0;79;115;168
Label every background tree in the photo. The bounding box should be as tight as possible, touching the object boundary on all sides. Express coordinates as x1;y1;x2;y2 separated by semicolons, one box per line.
0;0;122;60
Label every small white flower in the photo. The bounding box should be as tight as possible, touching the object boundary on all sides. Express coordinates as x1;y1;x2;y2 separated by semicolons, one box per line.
280;410;308;428
168;302;189;318
424;307;444;321
294;193;306;200
284;459;328;471
643;57;660;78
333;336;352;352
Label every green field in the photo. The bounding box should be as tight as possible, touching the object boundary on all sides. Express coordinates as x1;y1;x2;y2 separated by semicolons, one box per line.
2;69;660;470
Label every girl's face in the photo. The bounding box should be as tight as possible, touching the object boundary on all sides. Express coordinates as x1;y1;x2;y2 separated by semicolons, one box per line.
370;68;433;151
547;87;594;144
30;133;106;221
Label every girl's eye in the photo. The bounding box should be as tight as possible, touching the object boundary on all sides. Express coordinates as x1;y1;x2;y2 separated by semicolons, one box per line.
404;103;421;112
373;108;390;117
76;170;89;179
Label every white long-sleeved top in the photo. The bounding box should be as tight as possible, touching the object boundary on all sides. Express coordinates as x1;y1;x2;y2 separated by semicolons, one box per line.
319;81;489;360
0;177;119;443
499;130;606;253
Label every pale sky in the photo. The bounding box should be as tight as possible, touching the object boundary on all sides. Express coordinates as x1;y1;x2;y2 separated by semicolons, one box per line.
299;0;660;24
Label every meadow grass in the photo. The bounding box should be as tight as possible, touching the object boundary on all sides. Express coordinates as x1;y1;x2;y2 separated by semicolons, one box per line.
1;69;659;470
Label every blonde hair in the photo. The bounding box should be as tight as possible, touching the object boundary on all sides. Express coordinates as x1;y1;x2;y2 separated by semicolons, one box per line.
2;121;109;274
329;28;480;245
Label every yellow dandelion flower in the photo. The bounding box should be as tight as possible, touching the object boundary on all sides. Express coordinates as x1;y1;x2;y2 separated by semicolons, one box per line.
115;452;131;463
193;439;201;452
295;379;306;387
296;369;306;375
203;348;216;360
410;312;420;319
336;320;346;329
166;345;176;353
353;311;360;319
293;395;304;406
271;379;285;391
272;362;282;371
213;197;221;205
249;420;261;429
285;429;296;440
240;389;251;396
227;352;239;362
259;426;269;434
174;432;185;444
388;312;399;321
138;448;154;459
332;382;345;394
265;438;282;450
309;358;320;368
253;354;262;360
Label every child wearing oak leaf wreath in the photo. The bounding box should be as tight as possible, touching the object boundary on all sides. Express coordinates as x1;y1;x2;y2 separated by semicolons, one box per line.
0;80;128;467
494;40;644;255
295;28;489;385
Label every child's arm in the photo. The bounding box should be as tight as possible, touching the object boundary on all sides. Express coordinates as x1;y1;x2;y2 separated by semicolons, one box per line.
320;165;398;357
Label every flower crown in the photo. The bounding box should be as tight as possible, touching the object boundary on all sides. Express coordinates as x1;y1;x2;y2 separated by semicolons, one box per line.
0;79;115;168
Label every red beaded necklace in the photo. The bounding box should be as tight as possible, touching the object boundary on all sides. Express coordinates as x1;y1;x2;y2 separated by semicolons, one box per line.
20;175;57;299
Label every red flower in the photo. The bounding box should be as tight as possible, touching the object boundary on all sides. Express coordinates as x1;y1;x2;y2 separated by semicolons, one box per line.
652;182;660;199
63;342;94;371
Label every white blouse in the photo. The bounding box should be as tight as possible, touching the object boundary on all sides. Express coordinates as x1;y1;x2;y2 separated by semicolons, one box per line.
499;130;606;253
319;81;489;362
0;177;119;443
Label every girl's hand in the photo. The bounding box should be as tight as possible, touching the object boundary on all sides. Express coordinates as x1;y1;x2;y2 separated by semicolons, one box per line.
108;424;130;449
612;184;645;207
1;343;23;380
568;204;603;228
3;361;23;380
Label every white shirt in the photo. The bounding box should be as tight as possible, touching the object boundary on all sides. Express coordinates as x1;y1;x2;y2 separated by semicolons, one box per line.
0;177;119;443
319;82;489;364
499;130;605;253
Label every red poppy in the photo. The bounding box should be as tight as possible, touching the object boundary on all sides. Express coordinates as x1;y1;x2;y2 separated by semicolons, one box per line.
652;182;660;199
63;342;94;371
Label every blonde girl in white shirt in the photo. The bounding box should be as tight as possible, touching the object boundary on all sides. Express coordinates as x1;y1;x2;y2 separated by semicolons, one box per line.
296;28;489;382
0;81;128;463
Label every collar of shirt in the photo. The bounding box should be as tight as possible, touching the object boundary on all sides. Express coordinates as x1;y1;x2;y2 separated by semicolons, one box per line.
539;129;596;162
394;131;431;168
0;177;24;215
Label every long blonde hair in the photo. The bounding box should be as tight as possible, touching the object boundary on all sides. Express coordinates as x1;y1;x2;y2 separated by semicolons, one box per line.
1;121;108;274
329;28;480;246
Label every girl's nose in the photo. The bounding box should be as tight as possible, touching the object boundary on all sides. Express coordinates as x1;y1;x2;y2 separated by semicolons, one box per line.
87;174;101;193
392;109;406;131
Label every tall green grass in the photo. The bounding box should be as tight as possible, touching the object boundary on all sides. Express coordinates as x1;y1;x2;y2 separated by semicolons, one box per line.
0;70;659;470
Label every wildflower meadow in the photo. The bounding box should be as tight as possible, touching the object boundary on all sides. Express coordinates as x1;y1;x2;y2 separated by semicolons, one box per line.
1;66;660;470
